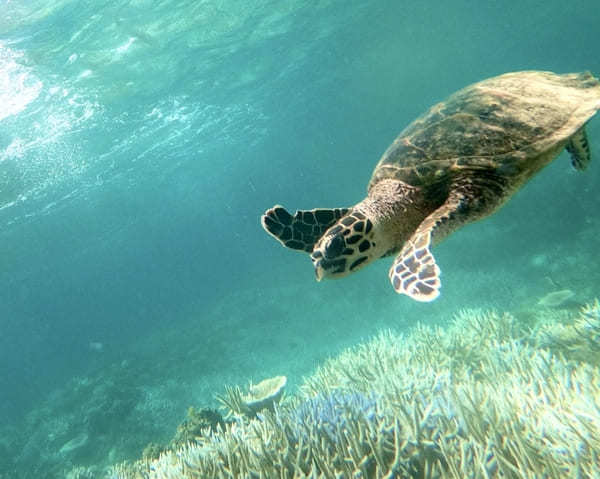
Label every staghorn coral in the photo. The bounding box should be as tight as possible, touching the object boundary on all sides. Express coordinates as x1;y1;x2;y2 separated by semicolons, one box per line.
141;442;164;462
580;298;600;347
64;465;99;479
109;304;600;478
172;407;225;445
533;298;600;365
288;390;378;441
138;406;226;461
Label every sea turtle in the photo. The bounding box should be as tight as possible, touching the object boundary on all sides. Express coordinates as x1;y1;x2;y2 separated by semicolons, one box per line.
261;71;600;302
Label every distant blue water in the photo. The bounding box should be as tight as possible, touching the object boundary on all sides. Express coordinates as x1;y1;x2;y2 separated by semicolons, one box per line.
1;0;599;466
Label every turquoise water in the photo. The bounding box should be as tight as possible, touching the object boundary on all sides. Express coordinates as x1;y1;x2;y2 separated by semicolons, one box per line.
1;0;599;476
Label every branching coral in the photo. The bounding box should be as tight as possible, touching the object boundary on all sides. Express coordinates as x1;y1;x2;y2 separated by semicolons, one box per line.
109;303;600;479
138;406;226;461
533;298;600;365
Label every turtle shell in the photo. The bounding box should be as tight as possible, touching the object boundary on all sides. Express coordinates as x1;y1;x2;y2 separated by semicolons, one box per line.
369;71;600;190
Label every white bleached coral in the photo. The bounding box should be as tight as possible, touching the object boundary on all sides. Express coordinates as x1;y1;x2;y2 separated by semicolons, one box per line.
109;303;600;478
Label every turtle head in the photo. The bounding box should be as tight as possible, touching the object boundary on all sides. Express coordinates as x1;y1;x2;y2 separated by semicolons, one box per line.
310;180;425;281
311;209;381;281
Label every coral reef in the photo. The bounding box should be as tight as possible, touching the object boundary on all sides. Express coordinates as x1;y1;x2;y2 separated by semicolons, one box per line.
217;375;287;418
533;297;600;366
288;390;378;441
109;302;600;478
1;359;174;478
64;465;99;479
140;406;226;460
173;407;225;445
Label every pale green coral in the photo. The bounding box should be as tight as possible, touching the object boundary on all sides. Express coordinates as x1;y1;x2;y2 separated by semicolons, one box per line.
109;303;600;478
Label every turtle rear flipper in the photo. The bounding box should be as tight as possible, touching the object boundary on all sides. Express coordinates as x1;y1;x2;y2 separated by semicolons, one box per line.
262;205;349;253
389;193;465;301
566;126;591;170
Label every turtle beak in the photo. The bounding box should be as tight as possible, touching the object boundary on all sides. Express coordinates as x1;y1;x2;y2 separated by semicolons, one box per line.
311;251;324;281
314;261;324;281
311;250;348;280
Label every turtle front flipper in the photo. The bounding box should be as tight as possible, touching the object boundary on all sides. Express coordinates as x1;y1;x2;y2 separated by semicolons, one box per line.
389;194;465;302
566;126;591;171
261;205;349;253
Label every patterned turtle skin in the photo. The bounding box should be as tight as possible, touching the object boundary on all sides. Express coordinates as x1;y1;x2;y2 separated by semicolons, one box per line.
262;71;600;301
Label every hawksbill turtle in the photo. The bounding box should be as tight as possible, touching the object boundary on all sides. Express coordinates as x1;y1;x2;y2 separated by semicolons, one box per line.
261;71;600;302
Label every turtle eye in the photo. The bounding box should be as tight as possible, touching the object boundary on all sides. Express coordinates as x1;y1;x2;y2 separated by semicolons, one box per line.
324;235;344;259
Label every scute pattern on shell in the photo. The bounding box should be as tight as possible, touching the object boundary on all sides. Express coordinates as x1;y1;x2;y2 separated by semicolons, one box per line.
369;71;600;191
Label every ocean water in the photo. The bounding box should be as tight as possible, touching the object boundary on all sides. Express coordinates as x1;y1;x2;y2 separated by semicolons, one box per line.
1;0;599;476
